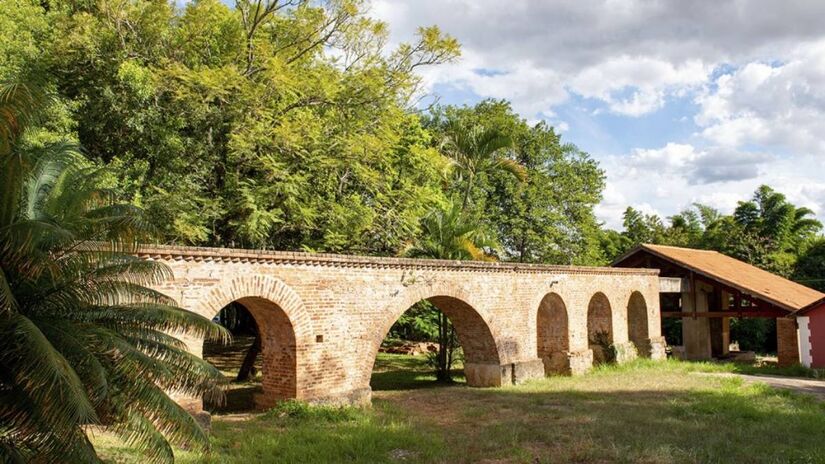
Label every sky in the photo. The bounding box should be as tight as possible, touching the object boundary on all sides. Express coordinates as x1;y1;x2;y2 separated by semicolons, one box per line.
369;0;825;229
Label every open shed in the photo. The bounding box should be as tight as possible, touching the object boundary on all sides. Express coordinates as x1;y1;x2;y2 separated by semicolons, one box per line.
613;244;825;367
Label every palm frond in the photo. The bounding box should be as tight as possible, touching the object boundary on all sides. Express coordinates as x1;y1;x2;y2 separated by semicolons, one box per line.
0;313;98;442
75;304;229;342
496;158;528;182
0;81;48;155
110;411;174;464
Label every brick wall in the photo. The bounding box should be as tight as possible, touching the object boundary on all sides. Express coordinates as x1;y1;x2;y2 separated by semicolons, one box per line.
141;245;662;408
777;317;800;367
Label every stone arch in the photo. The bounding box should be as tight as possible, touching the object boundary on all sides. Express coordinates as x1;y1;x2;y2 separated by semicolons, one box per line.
536;293;570;374
197;276;312;407
627;291;650;357
366;282;502;388
587;292;613;364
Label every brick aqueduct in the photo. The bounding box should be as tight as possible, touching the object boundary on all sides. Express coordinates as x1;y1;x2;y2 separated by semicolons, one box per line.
141;245;667;410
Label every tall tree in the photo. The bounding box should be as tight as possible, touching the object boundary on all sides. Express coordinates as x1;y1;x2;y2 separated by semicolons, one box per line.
16;0;459;253
426;101;605;265
438;118;524;211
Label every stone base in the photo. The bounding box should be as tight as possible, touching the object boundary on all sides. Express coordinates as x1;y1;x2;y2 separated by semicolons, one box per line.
614;341;638;364
568;349;594;375
647;336;667;360
542;351;572;375
464;362;507;387
511;359;545;384
465;360;545;386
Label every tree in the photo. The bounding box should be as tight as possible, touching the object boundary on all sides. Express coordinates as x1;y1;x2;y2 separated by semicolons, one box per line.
438;117;525;211
794;238;825;292
426;101;605;265
732;185;822;276
0;81;226;463
29;0;459;253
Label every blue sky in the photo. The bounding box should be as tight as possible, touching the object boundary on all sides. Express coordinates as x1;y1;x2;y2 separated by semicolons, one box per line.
372;0;825;229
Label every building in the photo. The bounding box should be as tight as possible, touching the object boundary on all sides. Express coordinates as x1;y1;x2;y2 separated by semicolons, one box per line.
614;244;825;367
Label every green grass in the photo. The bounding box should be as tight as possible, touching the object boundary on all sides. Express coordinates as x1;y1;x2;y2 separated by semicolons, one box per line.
370;352;465;390
93;356;825;464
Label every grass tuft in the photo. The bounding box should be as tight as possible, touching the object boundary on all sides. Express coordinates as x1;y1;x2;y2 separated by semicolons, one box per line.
263;400;360;423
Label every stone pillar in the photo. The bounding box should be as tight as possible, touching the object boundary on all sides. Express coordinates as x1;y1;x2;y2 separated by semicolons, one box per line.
613;341;638;364
777;317;800;367
511;359;546;384
633;336;667;360
682;284;712;360
647;336;667;360
568;349;594;375
720;291;731;356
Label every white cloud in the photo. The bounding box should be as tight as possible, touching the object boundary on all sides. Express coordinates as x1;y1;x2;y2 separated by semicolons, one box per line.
371;1;825;228
373;0;825;118
695;41;825;155
596;145;824;229
570;57;709;116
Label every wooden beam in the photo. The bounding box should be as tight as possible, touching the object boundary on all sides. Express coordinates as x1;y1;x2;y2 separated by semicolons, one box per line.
662;310;787;318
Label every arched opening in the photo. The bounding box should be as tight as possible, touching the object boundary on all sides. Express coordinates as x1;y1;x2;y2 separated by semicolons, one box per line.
371;295;500;391
587;292;614;365
537;293;569;374
203;297;296;412
627;292;650;357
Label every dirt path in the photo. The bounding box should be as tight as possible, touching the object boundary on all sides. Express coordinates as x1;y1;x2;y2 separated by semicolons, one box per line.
703;373;825;401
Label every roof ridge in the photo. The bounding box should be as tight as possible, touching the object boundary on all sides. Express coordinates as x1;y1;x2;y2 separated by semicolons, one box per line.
643;243;718;253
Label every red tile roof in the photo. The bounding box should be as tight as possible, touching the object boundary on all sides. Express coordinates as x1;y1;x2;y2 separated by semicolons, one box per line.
617;244;825;312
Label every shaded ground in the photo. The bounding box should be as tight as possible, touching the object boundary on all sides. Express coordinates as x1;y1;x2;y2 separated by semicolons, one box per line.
94;356;825;464
203;335;263;413
370;350;465;391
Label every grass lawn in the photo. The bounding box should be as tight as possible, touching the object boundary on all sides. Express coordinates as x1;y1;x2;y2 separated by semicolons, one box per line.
93;355;825;464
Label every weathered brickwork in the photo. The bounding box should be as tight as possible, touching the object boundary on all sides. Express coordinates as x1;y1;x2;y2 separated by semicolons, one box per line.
140;245;664;409
537;293;570;374
627;292;650;354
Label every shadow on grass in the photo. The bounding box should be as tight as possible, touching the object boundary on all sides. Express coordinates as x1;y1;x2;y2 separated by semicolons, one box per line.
386;375;825;463
95;360;825;464
193;375;825;463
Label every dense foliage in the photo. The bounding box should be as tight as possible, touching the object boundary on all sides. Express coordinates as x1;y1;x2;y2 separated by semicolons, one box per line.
3;0;461;253
425;101;606;265
1;0;607;263
0;82;227;463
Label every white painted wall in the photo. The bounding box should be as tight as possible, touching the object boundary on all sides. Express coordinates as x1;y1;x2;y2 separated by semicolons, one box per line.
798;316;812;368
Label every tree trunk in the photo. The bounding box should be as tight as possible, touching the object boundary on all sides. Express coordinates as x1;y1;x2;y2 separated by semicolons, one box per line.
235;333;261;382
436;312;453;382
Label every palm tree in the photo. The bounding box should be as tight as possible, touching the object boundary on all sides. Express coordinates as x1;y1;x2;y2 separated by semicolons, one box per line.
405;202;494;262
404;203;495;381
0;82;227;463
440;119;527;211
